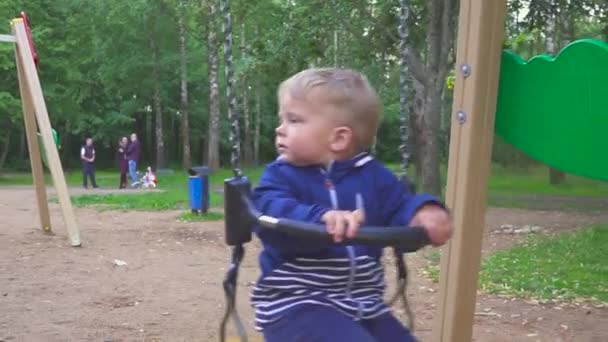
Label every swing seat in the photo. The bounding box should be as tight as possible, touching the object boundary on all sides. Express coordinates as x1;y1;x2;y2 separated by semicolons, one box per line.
220;176;432;342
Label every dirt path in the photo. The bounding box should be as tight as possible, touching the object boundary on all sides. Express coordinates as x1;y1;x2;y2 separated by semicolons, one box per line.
1;187;607;341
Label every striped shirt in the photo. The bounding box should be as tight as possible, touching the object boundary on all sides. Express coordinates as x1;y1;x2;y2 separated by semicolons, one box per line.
251;254;390;329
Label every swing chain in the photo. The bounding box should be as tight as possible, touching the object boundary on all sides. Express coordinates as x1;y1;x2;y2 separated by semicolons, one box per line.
396;1;417;330
388;251;416;331
398;0;411;179
220;244;248;342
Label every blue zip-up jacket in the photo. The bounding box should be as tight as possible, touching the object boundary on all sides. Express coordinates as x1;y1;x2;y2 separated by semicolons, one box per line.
250;153;442;330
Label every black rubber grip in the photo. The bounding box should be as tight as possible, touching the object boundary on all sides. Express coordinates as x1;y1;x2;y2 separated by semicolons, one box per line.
271;218;430;252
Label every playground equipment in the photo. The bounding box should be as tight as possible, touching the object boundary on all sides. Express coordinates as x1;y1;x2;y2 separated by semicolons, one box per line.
2;13;80;246
495;38;608;182
219;0;607;342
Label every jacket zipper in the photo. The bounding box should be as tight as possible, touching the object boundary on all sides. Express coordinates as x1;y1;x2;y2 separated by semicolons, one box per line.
323;168;360;318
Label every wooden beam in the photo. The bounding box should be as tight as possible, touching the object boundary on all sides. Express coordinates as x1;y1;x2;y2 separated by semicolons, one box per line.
12;19;81;247
15;49;52;234
432;1;507;341
0;34;16;43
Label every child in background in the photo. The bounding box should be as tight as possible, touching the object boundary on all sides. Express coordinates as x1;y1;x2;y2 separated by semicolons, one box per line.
141;166;157;189
251;68;453;342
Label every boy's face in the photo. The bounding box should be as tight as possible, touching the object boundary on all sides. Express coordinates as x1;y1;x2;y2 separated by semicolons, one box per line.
276;91;345;167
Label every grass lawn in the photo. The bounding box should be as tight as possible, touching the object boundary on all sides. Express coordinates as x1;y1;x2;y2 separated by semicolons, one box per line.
384;163;608;198
487;165;608;197
176;211;225;222
421;225;607;305
1;163;607;213
480;225;608;304
0;168;264;213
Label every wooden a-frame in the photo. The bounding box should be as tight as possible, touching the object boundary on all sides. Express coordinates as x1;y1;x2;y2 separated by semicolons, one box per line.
9;18;80;247
432;0;508;341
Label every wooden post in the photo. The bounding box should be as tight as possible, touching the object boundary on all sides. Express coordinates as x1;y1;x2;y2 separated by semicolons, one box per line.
12;19;81;247
15;51;52;233
432;1;507;341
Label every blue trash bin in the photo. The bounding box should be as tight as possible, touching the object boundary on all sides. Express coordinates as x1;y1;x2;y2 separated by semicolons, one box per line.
187;166;210;214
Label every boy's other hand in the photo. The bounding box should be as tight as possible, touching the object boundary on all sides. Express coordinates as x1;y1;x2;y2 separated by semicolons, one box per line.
321;209;365;243
410;204;453;246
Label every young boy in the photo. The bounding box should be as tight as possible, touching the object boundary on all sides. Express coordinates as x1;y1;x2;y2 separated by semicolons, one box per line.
251;68;453;342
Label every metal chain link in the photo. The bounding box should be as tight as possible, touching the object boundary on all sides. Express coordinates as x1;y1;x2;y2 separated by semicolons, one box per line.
398;0;411;177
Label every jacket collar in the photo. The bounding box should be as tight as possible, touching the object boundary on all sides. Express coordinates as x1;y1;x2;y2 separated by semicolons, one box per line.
276;151;374;179
322;152;373;180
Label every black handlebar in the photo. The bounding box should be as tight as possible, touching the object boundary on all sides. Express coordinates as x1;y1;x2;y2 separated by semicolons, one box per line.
257;216;429;251
224;176;431;252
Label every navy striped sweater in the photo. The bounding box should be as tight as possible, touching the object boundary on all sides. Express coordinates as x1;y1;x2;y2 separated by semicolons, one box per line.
251;153;440;330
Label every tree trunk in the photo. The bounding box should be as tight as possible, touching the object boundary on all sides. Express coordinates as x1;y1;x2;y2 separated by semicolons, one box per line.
241;23;253;167
60;121;71;169
545;2;566;185
254;85;261;166
172;112;180;162
407;0;455;196
178;0;192;169
150;36;165;169
412;80;424;180
419;88;442;194
333;29;339;67
221;0;241;173
19;129;26;161
242;82;252;166
0;131;10;170
206;0;221;170
146;110;153;165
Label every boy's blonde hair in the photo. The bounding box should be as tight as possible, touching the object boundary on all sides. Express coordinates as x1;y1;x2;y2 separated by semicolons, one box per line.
278;68;381;150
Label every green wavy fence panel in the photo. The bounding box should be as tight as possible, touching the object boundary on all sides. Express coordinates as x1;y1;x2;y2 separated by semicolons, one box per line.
495;39;608;182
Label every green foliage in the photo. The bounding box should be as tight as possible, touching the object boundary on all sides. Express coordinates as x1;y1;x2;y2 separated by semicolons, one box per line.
0;0;606;171
480;226;608;304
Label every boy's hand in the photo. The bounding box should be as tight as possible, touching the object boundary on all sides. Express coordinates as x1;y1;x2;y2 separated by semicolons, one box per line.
410;204;453;246
321;209;365;243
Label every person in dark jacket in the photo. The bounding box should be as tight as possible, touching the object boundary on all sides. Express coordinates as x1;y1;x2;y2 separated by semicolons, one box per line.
117;137;129;189
250;68;453;342
80;137;98;189
126;133;141;186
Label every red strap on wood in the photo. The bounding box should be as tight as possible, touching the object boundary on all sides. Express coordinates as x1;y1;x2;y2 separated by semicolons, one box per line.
20;12;38;66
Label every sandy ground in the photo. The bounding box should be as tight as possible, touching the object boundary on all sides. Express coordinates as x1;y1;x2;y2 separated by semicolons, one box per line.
1;186;607;342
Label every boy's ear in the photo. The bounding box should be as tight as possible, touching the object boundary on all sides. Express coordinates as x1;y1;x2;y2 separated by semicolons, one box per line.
329;126;354;152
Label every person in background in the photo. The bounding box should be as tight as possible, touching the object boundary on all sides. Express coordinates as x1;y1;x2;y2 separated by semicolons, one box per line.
117;136;129;189
80;137;98;189
126;133;141;187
